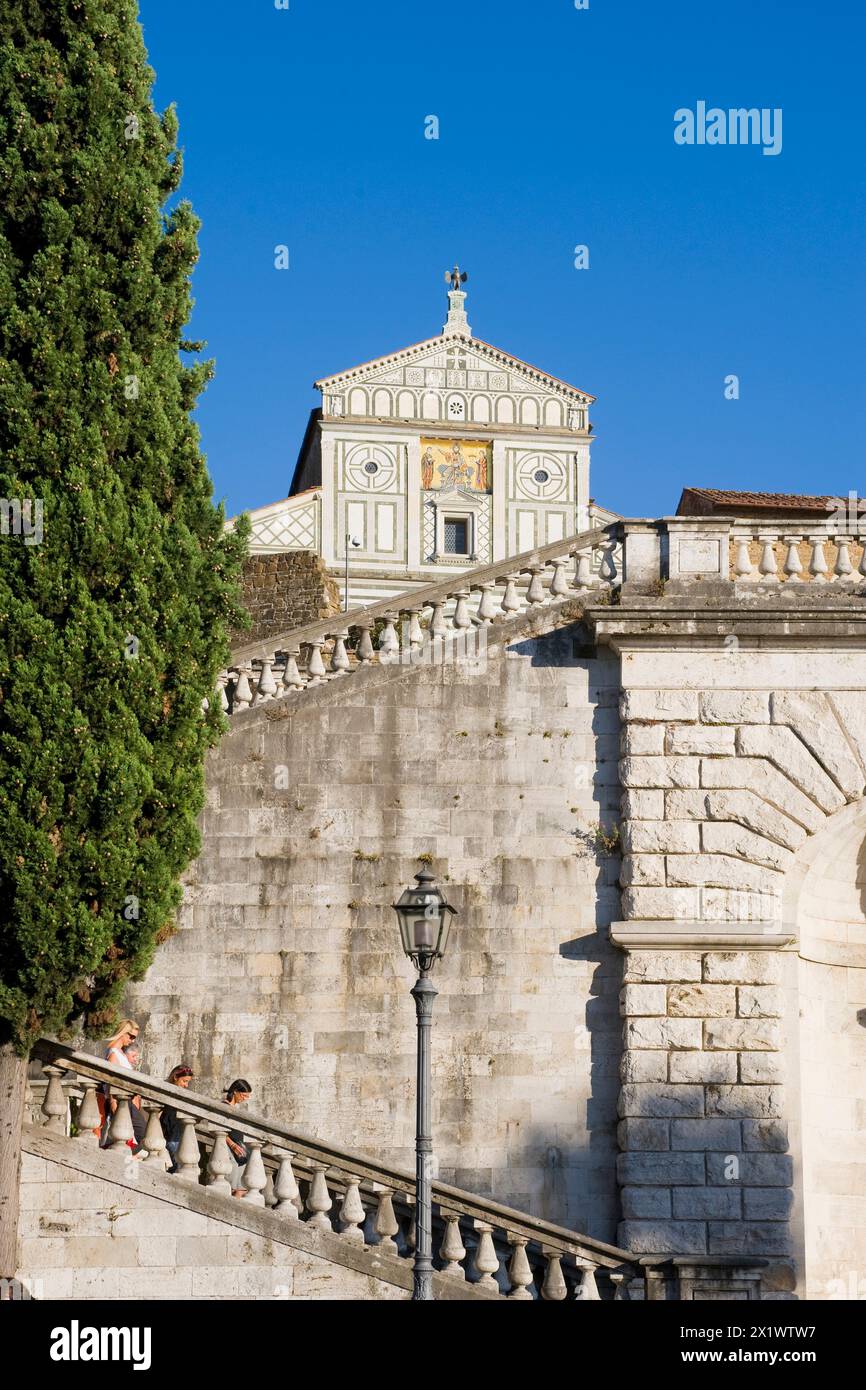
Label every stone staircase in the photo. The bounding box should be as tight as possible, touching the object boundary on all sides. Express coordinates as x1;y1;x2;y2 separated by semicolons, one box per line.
22;1041;642;1301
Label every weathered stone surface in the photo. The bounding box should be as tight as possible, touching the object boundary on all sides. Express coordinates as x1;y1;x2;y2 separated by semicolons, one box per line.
741;1120;788;1152
739;1052;785;1084
617;1152;705;1186
672;1187;742;1220
669;1052;737;1084
668;984;736;1017
700;822;794;874
706;1085;784;1119
736;725;845;814
700;692;770;725
617;1118;669;1152
623;950;702;983
620;1051;668;1084
708;1223;793;1256
234;551;340;646
771;691;865;800
621;789;665;821
698;758;825;833
737;986;783;1019
666;854;782;893
622;723;665;756
704;1019;782;1052
665;725;736;756
625;1018;702;1051
620;757;700;789
619;1084;704;1118
703;953;782;985
621;690;699;723
742;1187;794;1220
618;1220;706;1255
620;1187;672;1218
706;1152;793;1187
622;820;700;854
621;887;700;921
619;984;667;1017
670;1118;742;1151
620;854;666;886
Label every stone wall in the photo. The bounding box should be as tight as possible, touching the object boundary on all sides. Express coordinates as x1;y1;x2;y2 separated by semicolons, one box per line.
234;551;340;645
127;611;624;1242
16;1133;408;1301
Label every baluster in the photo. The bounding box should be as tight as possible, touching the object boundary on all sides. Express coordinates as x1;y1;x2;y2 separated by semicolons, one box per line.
406;609;424;648
471;1221;500;1289
574;1259;601;1300
305;639;327;684
40;1067;67;1134
274;1152;300;1217
835;536;855;583
233;666;253;709
599;542;619;586
611;1270;631;1300
338;1175;367;1243
329;631;350;675
255;658;277;702
373;1187;400;1255
241;1139;267;1205
355;622;375;663
808;534;829;582
549;557;569;599
73;1082;101;1143
216;672;230;712
439;1212;466;1277
377;614;399;661
141;1104;169;1168
732;532;755;580
507;1233;534;1299
525;566;546;605
206;1129;232;1193
282;647;304;692
263;1160;277;1208
476;584;497;624
572;549;594;591
403;1193;416;1254
541;1248;568;1301
452;590;471;629
306;1165;333;1229
498;573;521;615
757;533;779;581
175;1114;201;1179
106;1092;136;1150
429;600;448;640
782;535;803;582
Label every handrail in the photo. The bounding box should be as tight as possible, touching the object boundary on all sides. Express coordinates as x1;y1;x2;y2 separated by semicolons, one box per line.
34;1039;637;1273
229;524;614;666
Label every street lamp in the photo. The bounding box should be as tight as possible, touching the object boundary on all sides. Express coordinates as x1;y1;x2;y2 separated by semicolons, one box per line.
393;869;457;1301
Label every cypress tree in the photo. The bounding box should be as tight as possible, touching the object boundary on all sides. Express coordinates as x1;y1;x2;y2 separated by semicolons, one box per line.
0;1;248;1271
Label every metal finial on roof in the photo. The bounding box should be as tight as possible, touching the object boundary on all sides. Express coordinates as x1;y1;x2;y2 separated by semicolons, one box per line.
445;265;468;291
443;265;471;337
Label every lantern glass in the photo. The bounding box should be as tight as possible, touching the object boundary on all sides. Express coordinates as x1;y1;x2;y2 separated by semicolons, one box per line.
393;872;456;967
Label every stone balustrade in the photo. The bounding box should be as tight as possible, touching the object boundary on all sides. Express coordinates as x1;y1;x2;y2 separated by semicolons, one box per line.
32;1040;639;1301
728;524;866;584
212;524;620;715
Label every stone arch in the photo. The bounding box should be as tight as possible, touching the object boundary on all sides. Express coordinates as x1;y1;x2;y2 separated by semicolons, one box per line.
372;388;391;417
396;390;416;419
520;397;539;426
544;398;564;428
421;391;441;420
470;393;491;423
494;395;514;425
784;799;866;1299
348;387;367;415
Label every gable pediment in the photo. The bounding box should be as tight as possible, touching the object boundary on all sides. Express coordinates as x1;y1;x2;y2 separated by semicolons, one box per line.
315;334;593;406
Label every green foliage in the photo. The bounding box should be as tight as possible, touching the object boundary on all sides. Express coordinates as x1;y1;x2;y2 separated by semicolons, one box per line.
0;2;248;1049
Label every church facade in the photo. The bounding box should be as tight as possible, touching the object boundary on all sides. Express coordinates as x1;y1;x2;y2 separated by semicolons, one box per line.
236;274;616;607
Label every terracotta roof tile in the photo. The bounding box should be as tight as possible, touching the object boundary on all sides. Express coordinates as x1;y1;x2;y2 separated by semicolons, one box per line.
678;487;836;516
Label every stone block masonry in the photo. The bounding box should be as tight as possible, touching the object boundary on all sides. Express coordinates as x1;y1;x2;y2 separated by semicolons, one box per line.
233;551;340;646
127;616;626;1243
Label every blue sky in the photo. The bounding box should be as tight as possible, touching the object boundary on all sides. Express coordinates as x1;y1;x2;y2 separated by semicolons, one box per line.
140;0;866;520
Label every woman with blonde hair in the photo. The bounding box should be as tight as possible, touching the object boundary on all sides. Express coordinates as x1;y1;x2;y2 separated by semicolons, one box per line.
97;1020;140;1144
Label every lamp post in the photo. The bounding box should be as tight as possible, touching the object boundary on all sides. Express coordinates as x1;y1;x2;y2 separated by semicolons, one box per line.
393;869;457;1301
